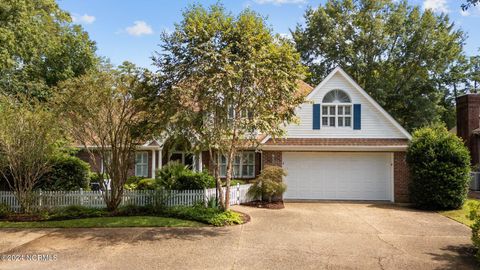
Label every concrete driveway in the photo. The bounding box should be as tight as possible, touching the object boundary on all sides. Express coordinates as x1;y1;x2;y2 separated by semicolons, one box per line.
0;203;477;270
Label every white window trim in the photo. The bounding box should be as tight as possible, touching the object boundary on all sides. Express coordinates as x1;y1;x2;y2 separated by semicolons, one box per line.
219;152;255;178
321;103;353;129
135;152;149;177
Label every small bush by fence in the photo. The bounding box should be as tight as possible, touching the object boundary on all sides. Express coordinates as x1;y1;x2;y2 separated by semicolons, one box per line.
0;184;253;212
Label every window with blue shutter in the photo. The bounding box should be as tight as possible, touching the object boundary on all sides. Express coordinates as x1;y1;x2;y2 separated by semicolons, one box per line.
313;104;321;130
353;104;361;130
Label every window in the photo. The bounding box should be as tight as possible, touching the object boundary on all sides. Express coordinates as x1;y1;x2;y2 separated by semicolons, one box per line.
101;152;111;174
135;152;149;177
227;105;253;122
321;90;352;128
168;152;193;167
219;152;255;178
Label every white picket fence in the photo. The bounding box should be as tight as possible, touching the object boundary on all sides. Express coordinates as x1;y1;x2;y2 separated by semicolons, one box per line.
0;184;253;212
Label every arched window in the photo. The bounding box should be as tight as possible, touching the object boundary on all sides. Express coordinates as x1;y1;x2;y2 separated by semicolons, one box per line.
322;90;352;128
322;89;351;103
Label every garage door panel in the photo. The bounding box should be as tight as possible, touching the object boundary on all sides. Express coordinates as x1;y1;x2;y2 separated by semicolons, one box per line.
283;152;392;201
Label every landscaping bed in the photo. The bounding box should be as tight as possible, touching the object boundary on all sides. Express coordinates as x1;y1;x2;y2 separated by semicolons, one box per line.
241;200;284;209
0;204;247;228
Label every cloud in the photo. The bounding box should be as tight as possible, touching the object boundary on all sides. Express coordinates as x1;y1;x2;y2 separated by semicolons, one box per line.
279;32;292;40
72;14;96;24
423;0;449;13
460;9;470;16
254;0;306;5
125;21;154;36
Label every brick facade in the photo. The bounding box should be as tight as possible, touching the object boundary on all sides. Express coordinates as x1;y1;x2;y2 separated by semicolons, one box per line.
262;151;283;168
393;151;410;203
456;94;480;166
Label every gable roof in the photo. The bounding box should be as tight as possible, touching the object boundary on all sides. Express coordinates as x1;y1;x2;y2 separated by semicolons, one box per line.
308;67;411;139
261;66;411;144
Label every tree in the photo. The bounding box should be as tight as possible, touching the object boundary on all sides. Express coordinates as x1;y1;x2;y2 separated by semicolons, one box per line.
154;4;306;210
467;54;480;93
293;0;467;131
0;0;97;100
55;63;158;211
462;0;480;10
0;95;63;212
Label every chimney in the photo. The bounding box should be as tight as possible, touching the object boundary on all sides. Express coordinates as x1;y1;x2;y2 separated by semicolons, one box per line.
457;94;480;167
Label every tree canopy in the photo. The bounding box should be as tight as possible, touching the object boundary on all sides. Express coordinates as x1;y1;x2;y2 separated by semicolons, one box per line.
462;0;480;10
55;62;158;210
0;0;97;99
293;0;467;131
153;4;306;209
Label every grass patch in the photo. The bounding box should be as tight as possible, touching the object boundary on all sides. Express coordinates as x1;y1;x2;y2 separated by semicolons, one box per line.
0;216;204;228
439;199;480;227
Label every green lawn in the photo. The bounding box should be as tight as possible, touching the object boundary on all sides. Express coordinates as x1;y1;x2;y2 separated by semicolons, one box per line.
439;199;480;227
0;216;204;228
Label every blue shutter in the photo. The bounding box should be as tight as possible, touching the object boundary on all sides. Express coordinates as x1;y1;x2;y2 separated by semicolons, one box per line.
353;104;361;130
313;104;321;130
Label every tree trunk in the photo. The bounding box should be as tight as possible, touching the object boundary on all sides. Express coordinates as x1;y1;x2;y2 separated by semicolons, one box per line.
224;148;235;211
209;149;224;209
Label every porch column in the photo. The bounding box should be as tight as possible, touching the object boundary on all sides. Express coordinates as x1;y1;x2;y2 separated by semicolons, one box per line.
151;149;156;178
158;147;163;170
198;153;203;172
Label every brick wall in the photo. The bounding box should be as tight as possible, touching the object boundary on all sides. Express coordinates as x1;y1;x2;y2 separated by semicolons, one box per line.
456;94;480;166
262;151;282;168
394;151;410;203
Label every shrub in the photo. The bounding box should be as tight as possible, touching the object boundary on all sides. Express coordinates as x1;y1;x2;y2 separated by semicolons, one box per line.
137;178;156;190
0;203;11;219
124;176;156;190
156;162;215;190
163;205;243;226
115;204;156;216
248;165;286;202
469;203;480;261
50;205;107;220
407;124;471;210
226;179;246;186
37;155;91;191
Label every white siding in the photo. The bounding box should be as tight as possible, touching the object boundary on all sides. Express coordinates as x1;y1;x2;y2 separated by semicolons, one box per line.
286;72;407;138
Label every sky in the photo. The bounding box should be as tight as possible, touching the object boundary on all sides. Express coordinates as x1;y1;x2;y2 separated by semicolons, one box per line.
57;0;480;70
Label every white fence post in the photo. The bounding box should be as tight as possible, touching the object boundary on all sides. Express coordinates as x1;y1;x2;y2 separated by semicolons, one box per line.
203;187;207;207
80;188;84;206
39;189;42;208
236;183;240;205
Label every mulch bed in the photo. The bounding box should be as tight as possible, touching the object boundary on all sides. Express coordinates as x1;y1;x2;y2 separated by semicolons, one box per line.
1;214;45;222
233;210;251;224
469;191;480;200
241;200;284;209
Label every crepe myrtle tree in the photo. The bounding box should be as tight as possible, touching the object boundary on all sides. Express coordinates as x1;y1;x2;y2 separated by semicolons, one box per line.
0;95;63;213
153;4;307;210
55;62;159;211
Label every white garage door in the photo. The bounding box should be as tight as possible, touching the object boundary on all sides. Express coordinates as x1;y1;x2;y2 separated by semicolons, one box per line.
283;152;393;201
